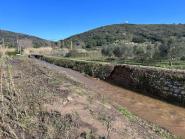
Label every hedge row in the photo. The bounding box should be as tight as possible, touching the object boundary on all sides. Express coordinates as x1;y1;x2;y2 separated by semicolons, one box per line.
40;56;114;80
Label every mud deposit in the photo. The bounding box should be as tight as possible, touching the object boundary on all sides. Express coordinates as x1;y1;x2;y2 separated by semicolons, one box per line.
36;59;185;138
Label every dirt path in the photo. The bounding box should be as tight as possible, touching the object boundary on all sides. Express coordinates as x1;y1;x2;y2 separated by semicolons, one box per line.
35;58;185;138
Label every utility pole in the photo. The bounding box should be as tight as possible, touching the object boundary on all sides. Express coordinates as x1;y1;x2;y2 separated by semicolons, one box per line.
20;45;22;55
17;39;19;54
62;40;65;48
70;41;73;50
58;41;61;48
2;38;4;48
17;38;21;55
2;38;5;56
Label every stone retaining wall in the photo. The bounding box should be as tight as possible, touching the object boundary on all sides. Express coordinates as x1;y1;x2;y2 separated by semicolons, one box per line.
109;65;185;105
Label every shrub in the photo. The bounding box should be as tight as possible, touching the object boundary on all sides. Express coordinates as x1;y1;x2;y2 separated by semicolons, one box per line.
113;46;125;57
6;51;17;56
180;56;185;61
65;49;79;57
101;46;114;57
41;56;114;80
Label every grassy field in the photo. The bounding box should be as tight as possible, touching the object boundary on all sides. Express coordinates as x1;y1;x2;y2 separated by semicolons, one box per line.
115;59;185;70
66;55;185;70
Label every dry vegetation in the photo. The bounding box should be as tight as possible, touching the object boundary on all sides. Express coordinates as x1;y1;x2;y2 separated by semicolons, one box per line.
0;56;179;139
23;47;53;55
0;48;16;57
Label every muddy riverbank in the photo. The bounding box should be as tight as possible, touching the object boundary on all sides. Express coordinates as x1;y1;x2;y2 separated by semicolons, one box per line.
36;55;185;107
35;58;185;138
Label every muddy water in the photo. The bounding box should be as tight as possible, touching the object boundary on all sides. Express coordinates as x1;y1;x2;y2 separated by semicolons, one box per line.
37;59;185;138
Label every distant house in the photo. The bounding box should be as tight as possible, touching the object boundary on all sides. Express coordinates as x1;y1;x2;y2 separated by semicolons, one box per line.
76;42;80;46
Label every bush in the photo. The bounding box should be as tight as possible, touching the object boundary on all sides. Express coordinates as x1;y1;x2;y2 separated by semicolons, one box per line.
6;51;17;56
65;49;79;57
101;46;114;57
113;46;125;57
132;36;146;43
102;44;128;58
180;56;185;61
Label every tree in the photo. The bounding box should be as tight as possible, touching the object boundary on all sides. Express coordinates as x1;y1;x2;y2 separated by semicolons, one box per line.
113;46;125;58
133;46;146;63
85;39;97;48
145;44;157;59
132;36;145;43
101;46;114;57
159;38;171;64
159;37;185;66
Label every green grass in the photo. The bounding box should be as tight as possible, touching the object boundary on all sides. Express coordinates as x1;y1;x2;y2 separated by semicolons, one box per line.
117;106;136;121
117;106;181;139
116;59;185;69
71;56;185;70
48;53;185;70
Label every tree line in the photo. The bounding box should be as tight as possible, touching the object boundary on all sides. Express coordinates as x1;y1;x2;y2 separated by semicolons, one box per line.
101;37;185;64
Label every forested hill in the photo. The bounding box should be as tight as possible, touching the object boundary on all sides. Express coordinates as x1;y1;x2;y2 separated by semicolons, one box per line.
62;24;185;48
0;29;51;48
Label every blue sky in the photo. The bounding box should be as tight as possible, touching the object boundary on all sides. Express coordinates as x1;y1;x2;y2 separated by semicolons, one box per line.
0;0;185;40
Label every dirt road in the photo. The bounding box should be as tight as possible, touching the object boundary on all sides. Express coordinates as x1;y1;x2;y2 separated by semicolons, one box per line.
35;58;185;138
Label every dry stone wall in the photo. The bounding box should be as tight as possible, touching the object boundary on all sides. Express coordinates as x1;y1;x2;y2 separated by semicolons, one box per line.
109;65;185;106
